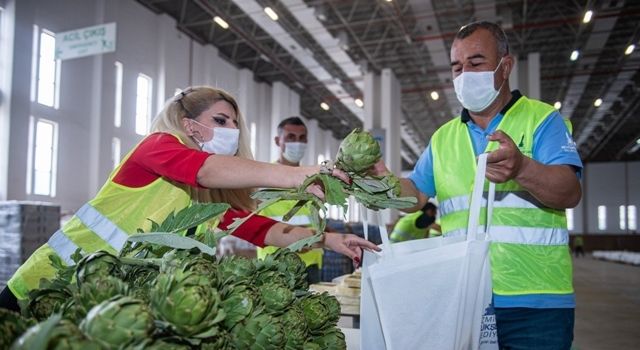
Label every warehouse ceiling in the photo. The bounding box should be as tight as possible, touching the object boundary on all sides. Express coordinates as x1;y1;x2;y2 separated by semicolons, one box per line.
136;0;640;169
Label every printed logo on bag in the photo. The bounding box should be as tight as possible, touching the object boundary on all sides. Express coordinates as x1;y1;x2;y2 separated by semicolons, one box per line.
479;303;498;347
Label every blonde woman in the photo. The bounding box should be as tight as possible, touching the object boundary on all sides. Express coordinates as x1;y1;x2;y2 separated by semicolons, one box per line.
1;86;377;310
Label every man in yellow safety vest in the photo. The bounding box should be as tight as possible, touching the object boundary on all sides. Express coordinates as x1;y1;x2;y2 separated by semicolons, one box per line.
390;202;441;242
257;117;324;283
371;21;583;349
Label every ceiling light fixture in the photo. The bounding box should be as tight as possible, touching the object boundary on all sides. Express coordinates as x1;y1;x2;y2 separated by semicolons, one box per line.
554;101;562;110
213;16;229;29
354;98;364;108
570;50;579;61
583;10;593;23
264;7;279;21
594;98;603;107
320;102;330;111
430;91;439;101
625;44;635;55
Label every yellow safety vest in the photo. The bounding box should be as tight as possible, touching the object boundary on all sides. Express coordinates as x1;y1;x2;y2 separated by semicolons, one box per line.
257;199;323;268
431;95;573;296
8;134;197;299
389;212;428;242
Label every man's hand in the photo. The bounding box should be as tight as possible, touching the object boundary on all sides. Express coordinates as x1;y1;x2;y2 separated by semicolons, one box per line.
485;130;525;183
323;232;380;266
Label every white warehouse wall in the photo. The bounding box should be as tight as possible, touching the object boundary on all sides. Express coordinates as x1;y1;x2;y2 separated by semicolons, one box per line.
1;0;338;213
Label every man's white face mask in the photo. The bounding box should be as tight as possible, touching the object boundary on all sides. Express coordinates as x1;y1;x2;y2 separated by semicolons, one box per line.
453;58;505;112
191;119;240;155
283;142;307;163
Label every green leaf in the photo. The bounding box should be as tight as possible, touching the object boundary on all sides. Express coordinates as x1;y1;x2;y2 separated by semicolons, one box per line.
318;174;348;207
127;233;216;256
150;203;230;233
70;248;84;264
226;197;280;234
286;233;323;252
352;177;391;193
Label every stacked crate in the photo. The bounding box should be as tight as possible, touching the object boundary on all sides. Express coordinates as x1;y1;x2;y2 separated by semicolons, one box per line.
0;201;60;289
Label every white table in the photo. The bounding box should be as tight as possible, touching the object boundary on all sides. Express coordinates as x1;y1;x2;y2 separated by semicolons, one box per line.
341;327;360;350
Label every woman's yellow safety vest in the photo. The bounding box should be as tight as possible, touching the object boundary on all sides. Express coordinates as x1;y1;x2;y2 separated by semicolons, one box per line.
257;200;323;268
8;134;195;299
431;95;573;297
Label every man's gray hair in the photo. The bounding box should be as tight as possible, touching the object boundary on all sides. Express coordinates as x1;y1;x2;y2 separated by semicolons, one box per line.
456;21;509;57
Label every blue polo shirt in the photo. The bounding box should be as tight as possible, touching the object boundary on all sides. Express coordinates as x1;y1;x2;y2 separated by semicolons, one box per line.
409;92;583;309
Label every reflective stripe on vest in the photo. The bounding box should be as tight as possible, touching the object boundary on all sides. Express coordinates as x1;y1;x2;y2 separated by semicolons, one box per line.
47;204;133;264
445;226;568;245
440;190;546;215
48;230;80;265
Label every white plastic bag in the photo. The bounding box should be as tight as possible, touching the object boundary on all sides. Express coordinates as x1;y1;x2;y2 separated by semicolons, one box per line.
360;153;498;350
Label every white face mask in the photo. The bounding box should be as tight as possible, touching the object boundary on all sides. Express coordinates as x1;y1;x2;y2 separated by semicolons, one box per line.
453;58;505;112
283;142;307;163
191;120;240;155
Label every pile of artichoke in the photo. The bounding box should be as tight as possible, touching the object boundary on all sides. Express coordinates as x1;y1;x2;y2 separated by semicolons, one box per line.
1;204;346;349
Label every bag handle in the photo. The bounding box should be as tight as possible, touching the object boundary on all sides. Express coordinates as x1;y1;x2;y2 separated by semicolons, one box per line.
467;153;496;241
362;204;394;258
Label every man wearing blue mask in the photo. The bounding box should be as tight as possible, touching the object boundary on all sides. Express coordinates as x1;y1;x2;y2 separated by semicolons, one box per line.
371;21;582;349
257;117;324;284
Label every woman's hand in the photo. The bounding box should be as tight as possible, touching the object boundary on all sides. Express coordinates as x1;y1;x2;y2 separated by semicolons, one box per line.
322;232;381;266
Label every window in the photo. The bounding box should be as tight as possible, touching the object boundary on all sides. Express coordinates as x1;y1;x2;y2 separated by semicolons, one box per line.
114;62;123;127
250;122;257;156
111;137;121;169
566;208;574;231
32;26;60;108
619;205;626;230
597;205;607;231
135;74;152;135
628;205;637;231
26;117;58;196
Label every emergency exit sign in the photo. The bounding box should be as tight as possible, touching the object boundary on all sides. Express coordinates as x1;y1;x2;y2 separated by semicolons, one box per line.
55;23;116;60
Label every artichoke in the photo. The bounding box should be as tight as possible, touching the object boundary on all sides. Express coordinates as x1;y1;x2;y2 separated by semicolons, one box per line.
79;296;154;349
312;328;347;350
281;304;309;350
12;317;98;350
335;128;381;173
0;309;34;349
75;251;123;287
303;342;322;350
270;248;308;290
151;268;225;340
259;282;295;315
299;292;341;334
74;275;128;319
123;264;159;302
221;282;256;329
231;313;285;350
201;330;234;350
218;256;256;284
21;287;72;321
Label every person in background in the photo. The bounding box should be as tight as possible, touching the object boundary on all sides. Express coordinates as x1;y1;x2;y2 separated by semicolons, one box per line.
371;21;582;349
573;235;585;257
257;117;324;284
390;202;441;242
0;86;378;311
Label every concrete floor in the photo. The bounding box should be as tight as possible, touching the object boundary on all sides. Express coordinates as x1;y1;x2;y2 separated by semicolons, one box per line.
573;256;640;350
